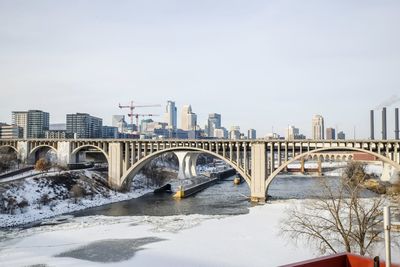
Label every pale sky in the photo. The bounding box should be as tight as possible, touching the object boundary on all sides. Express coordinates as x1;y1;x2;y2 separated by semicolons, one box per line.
1;0;400;138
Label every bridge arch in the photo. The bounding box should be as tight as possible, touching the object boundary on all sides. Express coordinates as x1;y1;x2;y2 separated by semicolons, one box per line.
71;145;110;163
28;145;58;163
0;145;18;153
29;145;57;155
265;146;400;194
120;147;250;188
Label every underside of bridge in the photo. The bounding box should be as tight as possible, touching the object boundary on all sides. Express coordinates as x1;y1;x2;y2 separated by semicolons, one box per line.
28;146;58;165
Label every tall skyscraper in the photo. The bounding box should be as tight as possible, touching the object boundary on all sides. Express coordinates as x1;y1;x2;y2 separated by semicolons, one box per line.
326;127;336;140
12;110;49;138
66;113;103;138
207;113;221;137
181;105;197;131
312;115;324;140
164;101;177;132
248;129;257;139
286;125;299;140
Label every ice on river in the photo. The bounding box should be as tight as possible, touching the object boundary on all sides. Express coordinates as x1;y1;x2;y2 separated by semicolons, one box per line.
1;199;398;267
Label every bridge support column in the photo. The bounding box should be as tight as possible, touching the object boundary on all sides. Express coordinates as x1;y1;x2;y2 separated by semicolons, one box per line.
250;143;266;203
317;159;322;176
175;152;199;179
17;141;29;164
57;141;71;167
109;143;123;189
189;153;199;177
175;152;188;179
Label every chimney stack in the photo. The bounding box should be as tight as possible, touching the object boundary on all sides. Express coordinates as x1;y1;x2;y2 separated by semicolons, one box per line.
382;107;387;140
395;108;399;140
370;110;374;140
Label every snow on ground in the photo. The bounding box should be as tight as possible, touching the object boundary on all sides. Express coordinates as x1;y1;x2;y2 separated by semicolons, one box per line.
0;200;313;267
1;199;398;267
0;173;154;228
0;169;40;183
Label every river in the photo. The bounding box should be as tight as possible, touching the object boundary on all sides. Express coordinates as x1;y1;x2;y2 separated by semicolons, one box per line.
73;174;377;218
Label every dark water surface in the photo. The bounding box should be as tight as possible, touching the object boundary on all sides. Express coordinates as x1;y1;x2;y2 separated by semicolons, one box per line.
74;175;378;218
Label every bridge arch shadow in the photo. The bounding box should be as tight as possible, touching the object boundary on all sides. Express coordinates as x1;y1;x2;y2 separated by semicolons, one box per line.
265;146;400;195
29;145;58;164
71;145;110;164
120;147;251;190
0;145;18;155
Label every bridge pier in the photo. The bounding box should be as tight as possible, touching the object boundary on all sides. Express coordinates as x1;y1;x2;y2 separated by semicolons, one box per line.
175;151;199;179
16;141;28;164
108;143;123;189
57;141;71;167
250;143;266;203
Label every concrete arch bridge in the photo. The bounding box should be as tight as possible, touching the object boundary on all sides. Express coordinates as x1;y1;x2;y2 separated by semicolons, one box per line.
1;139;400;202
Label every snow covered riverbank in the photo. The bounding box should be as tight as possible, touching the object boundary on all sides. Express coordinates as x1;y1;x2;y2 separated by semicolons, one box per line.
0;172;154;228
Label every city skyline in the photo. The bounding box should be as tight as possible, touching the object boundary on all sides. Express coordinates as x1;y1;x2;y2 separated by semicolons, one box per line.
1;1;400;138
3;103;400;140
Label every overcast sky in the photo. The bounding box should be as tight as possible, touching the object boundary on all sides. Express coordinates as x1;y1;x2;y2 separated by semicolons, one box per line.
1;0;400;138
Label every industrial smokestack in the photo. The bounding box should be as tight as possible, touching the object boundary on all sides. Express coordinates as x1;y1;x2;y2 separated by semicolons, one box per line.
395;108;399;140
370;110;374;140
382;107;387;140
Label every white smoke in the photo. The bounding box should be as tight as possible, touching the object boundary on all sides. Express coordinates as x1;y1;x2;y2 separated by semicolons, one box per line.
375;94;400;110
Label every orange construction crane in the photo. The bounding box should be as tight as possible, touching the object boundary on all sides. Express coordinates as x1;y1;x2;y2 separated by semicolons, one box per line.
118;101;160;133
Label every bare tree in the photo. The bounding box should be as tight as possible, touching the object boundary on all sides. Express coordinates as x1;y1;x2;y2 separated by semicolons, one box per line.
70;184;86;203
281;161;385;256
0;147;18;172
35;158;51;174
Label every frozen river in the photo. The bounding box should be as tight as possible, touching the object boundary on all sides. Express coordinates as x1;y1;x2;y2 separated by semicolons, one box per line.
0;174;388;267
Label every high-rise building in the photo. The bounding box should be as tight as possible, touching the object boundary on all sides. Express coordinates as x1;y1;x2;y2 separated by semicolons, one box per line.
112;115;128;133
248;129;257;139
0;123;23;139
12;111;28;138
337;131;346;140
181;105;197;131
312;115;324;140
208;113;221;137
286;125;299;140
102;126;118;139
164;101;177;133
27;110;50;138
12;110;49;138
229;126;241;140
66;113;103;139
214;128;228;139
326;127;336;140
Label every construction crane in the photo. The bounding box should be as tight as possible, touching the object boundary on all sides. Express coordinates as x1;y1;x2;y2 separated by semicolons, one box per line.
129;113;159;133
118;101;160;133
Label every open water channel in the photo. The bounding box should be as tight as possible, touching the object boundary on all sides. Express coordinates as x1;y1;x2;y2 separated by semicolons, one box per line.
74;174;377;218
